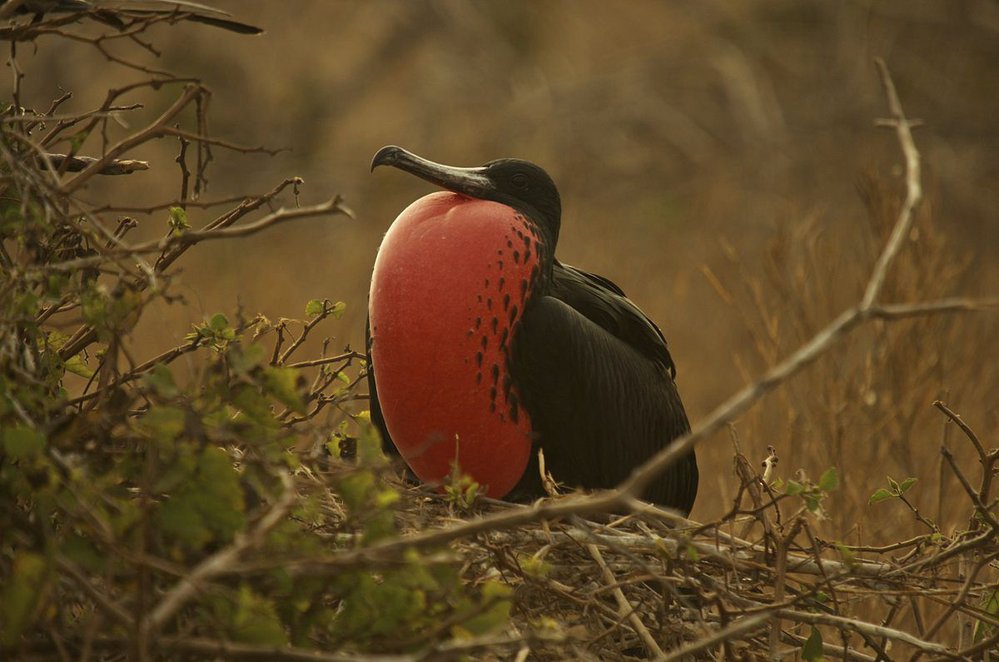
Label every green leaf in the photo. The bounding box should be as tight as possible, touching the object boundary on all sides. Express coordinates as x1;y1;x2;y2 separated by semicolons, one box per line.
835;542;857;569
159;447;245;549
802;626;824;661
231;385;277;426
355;421;385;467
899;477;917;495
168;206;190;234
518;555;551;578
305;299;325;317
338;471;375;514
785;479;805;496
143;363;179;398
458;580;512;636
868;488;894;504
818;467;839;492
140;406;186;443
331;301;346;319
974;588;999;642
228;343;267;374
887;475;901;493
262;366;306;414
65;353;94;378
0;552;50;646
209;313;230;333
60;535;103;573
2;426;46;459
362;509;398;544
70;129;89;152
230;585;288;646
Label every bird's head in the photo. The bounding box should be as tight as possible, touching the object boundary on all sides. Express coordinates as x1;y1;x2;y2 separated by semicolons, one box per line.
371;145;562;246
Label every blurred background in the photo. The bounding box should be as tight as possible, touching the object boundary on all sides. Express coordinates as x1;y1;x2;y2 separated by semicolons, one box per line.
17;1;997;535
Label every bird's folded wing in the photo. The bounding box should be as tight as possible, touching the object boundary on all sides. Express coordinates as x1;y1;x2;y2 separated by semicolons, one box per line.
509;294;696;512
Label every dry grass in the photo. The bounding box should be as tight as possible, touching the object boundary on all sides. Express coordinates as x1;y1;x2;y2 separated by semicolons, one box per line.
704;170;997;545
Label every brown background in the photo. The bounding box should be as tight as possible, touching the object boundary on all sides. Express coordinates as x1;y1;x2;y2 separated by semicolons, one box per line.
20;1;998;535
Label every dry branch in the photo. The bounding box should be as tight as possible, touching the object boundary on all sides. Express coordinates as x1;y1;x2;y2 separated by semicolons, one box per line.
36;153;149;175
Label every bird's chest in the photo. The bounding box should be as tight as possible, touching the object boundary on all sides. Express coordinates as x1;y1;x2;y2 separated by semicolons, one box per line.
368;192;544;497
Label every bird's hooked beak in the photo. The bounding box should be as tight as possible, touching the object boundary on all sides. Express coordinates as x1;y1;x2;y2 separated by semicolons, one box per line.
371;145;493;199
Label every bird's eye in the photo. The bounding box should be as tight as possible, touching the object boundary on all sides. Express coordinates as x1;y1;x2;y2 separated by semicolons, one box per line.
511;173;529;189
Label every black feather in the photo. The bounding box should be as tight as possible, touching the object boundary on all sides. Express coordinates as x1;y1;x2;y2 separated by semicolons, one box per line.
507;268;697;514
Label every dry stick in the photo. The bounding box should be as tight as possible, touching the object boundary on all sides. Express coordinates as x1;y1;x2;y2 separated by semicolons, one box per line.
782;630;879;662
133;197;349;252
277;301;342;365
871;298;999;319
768;519;801;658
21;90;72;134
933;400;988;463
0;0;29;20
888;529;994;579
285;351;366;370
63;84;203;194
138;473;296;641
911;551;999;661
661;613;771;661
37;153;149;175
586;543;666;659
6;129;161;289
863;58;922;310
775;609;958;659
56;556;133;629
257;523;894;582
939;446;999;530
65;337;204;407
92;194;249;214
57;178;319;361
118;631;560;662
157;177;305;269
41;102;145;147
162;126;283;155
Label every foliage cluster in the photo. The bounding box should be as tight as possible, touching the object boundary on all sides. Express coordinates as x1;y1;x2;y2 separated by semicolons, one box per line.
0;8;512;659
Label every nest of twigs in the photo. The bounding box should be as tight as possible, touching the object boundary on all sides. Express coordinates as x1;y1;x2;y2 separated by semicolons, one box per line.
297;413;997;662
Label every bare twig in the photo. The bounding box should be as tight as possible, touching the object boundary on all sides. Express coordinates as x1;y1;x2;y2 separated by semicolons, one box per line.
586;543;666;659
662;614;770;661
862;58;923;310
37;153;149;175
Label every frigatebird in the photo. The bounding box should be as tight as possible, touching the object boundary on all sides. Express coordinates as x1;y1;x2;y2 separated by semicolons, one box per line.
367;146;698;515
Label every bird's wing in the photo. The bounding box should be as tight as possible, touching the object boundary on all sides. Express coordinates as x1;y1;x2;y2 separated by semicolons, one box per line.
508;274;697;513
550;261;677;377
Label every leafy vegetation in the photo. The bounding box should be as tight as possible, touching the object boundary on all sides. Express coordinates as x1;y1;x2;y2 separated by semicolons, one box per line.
0;8;513;659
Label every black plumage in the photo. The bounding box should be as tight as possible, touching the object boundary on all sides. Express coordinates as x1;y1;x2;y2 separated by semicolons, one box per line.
507;261;697;513
368;146;698;514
